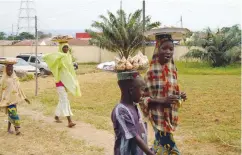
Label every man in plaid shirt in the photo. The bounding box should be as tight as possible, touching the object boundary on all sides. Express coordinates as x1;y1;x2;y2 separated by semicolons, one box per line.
139;33;187;155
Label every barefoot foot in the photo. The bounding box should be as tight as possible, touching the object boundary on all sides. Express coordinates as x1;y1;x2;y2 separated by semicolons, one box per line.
55;116;62;123
16;131;21;135
8;130;14;134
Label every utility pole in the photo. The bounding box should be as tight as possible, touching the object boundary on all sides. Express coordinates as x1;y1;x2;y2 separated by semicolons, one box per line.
11;24;14;41
120;0;122;11
142;0;146;55
35;15;38;96
180;15;183;28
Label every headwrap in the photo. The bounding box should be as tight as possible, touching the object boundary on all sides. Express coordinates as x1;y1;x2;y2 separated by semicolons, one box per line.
43;43;81;96
0;64;27;108
155;33;173;48
143;33;180;132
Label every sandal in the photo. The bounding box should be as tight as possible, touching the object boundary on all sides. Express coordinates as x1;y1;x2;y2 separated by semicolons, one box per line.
68;122;76;128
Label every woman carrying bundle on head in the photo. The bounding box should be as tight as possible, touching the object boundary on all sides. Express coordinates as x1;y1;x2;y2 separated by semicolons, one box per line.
0;59;30;135
139;33;187;154
43;40;81;128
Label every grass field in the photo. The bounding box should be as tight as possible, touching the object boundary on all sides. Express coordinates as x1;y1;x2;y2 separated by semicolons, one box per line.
1;62;241;155
0;114;104;155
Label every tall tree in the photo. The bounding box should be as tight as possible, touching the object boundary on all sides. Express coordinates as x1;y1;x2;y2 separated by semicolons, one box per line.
0;32;6;40
15;32;35;40
184;25;241;67
86;9;160;58
38;31;52;39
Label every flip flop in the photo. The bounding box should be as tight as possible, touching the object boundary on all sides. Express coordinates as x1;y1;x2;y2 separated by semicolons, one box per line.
68;122;76;128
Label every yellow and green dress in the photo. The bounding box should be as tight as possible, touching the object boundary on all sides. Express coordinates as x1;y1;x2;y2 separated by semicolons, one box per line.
0;66;27;128
43;43;81;117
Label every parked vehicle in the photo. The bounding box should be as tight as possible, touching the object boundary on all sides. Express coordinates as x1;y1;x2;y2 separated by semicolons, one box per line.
16;53;78;75
14;58;40;76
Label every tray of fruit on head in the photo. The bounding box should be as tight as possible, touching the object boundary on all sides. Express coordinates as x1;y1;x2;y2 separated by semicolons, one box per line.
51;35;73;43
0;58;17;65
115;52;149;72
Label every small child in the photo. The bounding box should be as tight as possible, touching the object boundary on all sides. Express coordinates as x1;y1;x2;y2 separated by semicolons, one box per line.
111;71;155;155
0;59;30;135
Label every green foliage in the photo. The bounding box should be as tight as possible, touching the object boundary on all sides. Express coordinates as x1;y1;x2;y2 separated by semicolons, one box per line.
37;31;52;39
0;32;6;40
175;61;240;75
86;9;160;58
15;32;35;40
184;25;241;67
19;74;34;82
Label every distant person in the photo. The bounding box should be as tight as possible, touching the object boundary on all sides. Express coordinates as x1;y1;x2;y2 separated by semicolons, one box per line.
0;60;30;135
111;71;155;155
139;34;187;154
43;42;81;128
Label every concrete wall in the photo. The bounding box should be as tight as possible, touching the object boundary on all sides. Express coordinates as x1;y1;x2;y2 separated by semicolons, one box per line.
0;45;189;63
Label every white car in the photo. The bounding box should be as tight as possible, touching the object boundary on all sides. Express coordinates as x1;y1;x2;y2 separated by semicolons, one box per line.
14;58;40;76
0;57;40;76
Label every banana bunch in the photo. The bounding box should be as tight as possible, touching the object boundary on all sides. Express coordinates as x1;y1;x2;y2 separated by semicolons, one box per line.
115;52;149;71
51;35;73;43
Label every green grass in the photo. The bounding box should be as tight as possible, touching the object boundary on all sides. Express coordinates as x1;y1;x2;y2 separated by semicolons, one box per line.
76;61;241;75
0;115;104;155
76;64;100;75
19;74;34;82
176;61;241;75
23;63;241;154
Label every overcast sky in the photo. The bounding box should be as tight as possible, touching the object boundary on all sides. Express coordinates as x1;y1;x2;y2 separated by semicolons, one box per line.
0;0;241;33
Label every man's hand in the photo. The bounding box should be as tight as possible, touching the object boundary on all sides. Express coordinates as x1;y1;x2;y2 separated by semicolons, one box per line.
25;99;30;104
180;92;187;101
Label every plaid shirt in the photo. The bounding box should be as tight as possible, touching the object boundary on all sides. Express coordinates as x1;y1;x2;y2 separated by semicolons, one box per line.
140;54;180;133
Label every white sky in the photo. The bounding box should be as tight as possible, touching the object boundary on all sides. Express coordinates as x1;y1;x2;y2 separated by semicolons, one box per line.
0;0;241;33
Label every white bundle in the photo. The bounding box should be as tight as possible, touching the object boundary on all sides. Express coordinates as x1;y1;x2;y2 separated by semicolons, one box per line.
114;52;149;71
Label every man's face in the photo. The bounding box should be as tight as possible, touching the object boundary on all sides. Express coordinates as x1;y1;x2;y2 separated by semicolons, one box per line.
6;64;13;76
158;41;174;64
62;45;69;53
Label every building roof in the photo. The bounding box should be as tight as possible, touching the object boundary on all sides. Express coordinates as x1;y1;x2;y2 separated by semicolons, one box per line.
12;38;57;46
76;33;91;39
0;40;15;45
14;40;35;46
68;39;90;46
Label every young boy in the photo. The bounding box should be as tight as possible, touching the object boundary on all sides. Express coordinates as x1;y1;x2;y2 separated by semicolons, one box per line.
111;71;155;155
0;60;30;135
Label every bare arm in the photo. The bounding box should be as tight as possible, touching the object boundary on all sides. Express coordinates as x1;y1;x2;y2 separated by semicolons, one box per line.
135;135;155;155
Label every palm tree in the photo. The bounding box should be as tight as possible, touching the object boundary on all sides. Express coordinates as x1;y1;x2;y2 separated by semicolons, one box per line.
184;25;241;67
86;9;160;59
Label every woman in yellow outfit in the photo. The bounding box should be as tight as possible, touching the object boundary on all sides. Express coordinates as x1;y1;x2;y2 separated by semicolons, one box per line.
43;43;81;128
